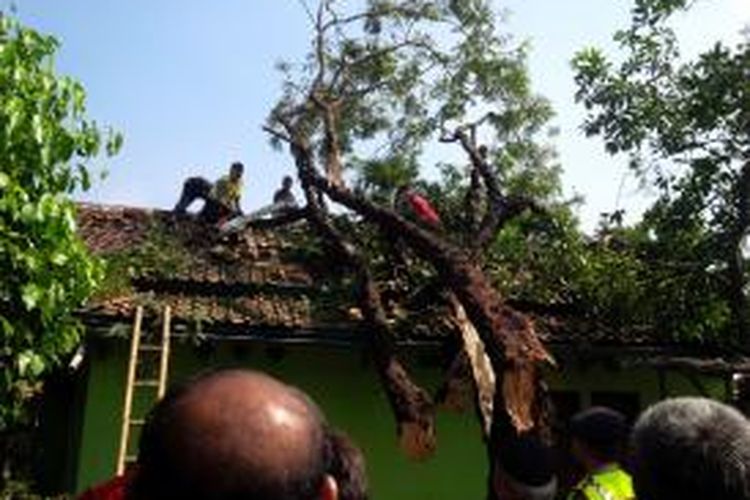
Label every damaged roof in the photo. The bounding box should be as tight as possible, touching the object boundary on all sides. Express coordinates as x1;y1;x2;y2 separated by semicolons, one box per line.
75;204;739;365
77;203;347;331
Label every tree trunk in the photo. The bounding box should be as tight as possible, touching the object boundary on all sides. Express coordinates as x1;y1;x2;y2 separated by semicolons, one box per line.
294;143;437;459
279;120;553;497
307;172;553;432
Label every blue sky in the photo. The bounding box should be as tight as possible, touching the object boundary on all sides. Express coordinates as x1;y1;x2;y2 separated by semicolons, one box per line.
9;0;749;233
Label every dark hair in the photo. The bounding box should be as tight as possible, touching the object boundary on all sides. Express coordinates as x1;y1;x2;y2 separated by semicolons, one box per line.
127;370;328;500
325;430;368;500
493;434;557;500
230;161;244;173
570;406;627;462
632;397;750;500
496;434;555;488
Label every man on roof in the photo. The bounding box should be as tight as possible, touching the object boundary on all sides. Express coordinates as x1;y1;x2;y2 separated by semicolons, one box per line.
173;161;244;224
219;175;299;235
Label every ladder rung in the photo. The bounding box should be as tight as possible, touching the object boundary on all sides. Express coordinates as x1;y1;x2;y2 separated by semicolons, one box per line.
118;305;172;476
134;380;159;387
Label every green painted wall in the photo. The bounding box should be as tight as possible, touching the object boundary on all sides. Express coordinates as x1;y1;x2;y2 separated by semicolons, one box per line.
545;356;728;408
75;338;487;499
72;338;731;499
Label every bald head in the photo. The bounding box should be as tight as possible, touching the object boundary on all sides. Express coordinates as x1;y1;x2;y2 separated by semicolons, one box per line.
129;370;331;500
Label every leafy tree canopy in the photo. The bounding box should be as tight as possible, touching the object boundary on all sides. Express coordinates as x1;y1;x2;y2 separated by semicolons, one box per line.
0;14;121;430
572;0;749;344
270;0;582;305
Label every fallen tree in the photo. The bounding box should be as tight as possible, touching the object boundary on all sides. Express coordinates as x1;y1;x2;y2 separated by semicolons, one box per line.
264;1;562;497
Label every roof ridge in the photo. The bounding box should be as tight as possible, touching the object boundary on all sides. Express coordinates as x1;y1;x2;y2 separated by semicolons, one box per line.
76;201;172;215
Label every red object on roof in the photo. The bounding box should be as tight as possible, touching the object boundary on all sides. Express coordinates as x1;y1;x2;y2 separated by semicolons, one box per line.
406;192;441;226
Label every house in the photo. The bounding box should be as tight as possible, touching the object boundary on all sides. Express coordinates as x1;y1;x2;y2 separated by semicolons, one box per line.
35;203;750;499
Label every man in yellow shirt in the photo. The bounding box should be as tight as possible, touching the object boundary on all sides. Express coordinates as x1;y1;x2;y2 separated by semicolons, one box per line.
566;407;634;500
174;162;244;223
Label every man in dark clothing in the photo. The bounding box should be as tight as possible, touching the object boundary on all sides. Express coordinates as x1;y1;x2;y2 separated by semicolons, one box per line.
272;175;298;214
173;162;244;223
219;176;299;235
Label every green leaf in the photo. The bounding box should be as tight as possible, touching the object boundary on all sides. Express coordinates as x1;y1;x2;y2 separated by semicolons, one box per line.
51;252;68;266
106;130;123;156
17;351;45;377
21;284;42;310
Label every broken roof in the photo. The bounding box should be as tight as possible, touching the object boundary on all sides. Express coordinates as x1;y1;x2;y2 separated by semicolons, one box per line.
75;203;743;368
77;203;349;332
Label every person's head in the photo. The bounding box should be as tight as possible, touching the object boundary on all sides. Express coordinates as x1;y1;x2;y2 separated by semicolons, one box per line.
325;430;368;500
632;397;750;500
569;407;628;469
492;434;557;500
282;175;294;190
229;161;244;180
128;369;338;500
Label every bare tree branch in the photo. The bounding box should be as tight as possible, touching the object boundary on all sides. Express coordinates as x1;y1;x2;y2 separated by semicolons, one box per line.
443;125;545;251
261;125;292;145
309;92;344;187
319;4;432;32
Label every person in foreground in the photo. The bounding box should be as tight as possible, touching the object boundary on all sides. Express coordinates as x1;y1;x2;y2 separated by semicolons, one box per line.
567;407;634;500
493;433;557;500
126;369;339;500
631;397;750;500
325;430;368;500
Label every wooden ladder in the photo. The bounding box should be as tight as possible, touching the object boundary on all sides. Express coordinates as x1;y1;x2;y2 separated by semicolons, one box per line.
116;305;172;475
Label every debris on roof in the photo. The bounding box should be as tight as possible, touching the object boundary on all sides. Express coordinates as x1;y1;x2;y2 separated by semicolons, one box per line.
75;203;744;366
76;203;348;330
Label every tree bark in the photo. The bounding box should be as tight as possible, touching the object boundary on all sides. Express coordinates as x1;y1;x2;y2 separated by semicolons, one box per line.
306;168;553;432
273;105;553;498
293;139;437;459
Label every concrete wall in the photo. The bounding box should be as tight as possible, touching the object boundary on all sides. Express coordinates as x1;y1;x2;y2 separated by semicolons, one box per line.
70;336;730;499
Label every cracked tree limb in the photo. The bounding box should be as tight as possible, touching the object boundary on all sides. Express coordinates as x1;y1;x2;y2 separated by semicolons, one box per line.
290;131;437;460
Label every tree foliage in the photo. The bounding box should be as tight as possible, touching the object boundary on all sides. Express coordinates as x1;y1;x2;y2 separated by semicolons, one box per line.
572;0;749;344
0;15;121;431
